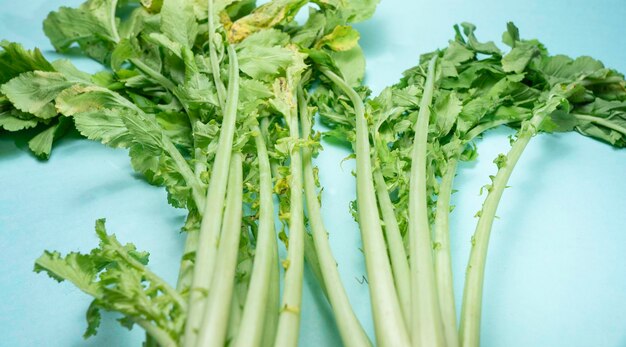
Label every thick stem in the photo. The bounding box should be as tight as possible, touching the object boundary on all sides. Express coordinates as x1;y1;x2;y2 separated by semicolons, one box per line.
408;55;445;347
301;88;372;347
373;169;411;326
226;288;243;344
232;125;278;347
433;158;460;347
274;89;306;347
460;95;565;347
196;153;244;347
135;318;176;347
321;67;410;347
184;45;239;347
261;246;280;347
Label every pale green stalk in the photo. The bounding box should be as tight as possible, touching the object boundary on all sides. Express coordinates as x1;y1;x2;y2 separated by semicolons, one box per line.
321;67;410;347
184;45;239;347
196;153;244;347
232;124;279;347
300;87;372;347
207;0;227;106
257;116;281;347
460;94;567;347
434;118;523;347
135;318;176;347
573;114;626;135
433;158;459;347
373;169;411;326
261;245;280;347
408;55;445;347
274;89;306;347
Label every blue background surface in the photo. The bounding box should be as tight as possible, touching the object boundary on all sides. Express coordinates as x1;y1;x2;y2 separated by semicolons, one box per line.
1;1;626;346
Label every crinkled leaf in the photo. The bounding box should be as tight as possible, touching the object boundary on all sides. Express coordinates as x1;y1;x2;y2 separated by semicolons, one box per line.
1;71;73;119
0;41;55;84
227;0;307;43
502;42;538;73
55;85;138;116
160;0;198;48
34;251;102;297
433;91;463;135
74;109;134;148
43;0;120;62
238;45;298;81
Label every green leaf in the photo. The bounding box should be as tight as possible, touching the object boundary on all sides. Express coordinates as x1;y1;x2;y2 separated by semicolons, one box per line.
315;25;360;52
111;38;141;71
460;22;501;55
0;110;40;131
238;28;291;49
84;301;102;338
442;41;474;65
227;0;307;43
43;0;120;62
433;91;463;135
55;85;138;116
330;46;366;87
34;251;102;297
502;42;538;73
1;71;73;119
502;22;520;48
333;0;381;23
28;124;58;158
0;41;55;84
160;0;198;48
292;9;326;48
238;45;304;81
74;109;134;148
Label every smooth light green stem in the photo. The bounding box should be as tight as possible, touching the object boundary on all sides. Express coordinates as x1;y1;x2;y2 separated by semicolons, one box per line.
256;116;281;347
196;153;243;347
573;114;626;136
261;245;280;347
321;67;410;347
274;89;306;347
135;319;176;347
207;0;227;107
301;88;372;347
232;125;278;347
227;289;243;344
464;119;516;142
373;170;411;326
130;58;177;92
408;55;445;347
184;45;239;347
460;95;565;347
303;232;328;297
434;159;460;347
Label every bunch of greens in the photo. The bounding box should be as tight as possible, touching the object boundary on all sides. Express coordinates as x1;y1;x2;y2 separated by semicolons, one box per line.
2;0;625;346
1;0;380;346
315;22;625;347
